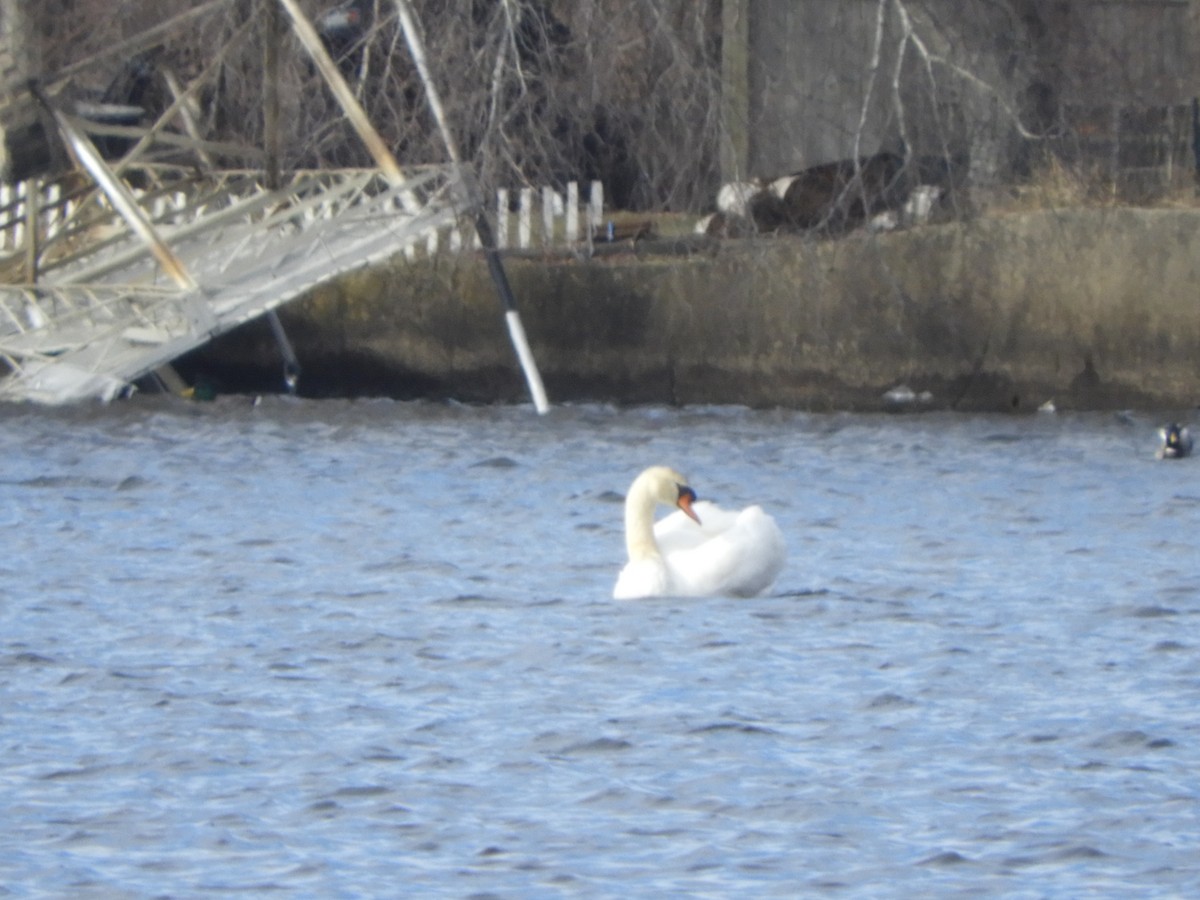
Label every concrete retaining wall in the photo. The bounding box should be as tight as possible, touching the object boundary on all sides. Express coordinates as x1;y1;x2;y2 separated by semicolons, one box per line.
182;208;1200;411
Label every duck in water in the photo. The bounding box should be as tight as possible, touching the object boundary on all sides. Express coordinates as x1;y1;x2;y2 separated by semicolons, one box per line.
1156;423;1193;459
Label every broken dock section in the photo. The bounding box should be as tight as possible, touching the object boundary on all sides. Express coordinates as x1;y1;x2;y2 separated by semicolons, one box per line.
0;0;549;408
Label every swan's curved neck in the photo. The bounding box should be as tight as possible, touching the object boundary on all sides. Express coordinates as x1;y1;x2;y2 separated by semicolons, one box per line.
624;480;661;562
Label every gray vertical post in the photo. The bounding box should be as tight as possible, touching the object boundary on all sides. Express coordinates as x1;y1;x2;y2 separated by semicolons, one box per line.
263;0;282;190
24;177;38;283
721;0;751;183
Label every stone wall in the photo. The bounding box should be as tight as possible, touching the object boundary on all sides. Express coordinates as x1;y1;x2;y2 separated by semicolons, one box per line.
181;208;1200;412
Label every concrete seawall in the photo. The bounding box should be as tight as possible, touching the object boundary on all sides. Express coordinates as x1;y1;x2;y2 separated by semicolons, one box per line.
182;208;1200;411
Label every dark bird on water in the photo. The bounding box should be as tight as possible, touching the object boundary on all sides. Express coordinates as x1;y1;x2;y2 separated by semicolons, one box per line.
1156;422;1193;459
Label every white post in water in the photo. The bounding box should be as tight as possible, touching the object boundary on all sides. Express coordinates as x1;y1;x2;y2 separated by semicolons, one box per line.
505;310;549;412
393;0;550;414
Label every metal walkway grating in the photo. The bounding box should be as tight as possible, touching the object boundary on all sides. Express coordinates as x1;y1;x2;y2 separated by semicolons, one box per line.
0;165;464;403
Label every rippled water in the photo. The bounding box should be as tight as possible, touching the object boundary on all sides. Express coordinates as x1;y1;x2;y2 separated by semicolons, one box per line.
1;397;1197;898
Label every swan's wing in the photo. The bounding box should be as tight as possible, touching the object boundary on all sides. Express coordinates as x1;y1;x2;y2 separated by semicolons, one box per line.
654;501;741;555
665;505;786;597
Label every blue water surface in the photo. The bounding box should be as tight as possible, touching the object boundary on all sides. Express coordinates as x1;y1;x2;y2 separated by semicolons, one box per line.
0;398;1196;898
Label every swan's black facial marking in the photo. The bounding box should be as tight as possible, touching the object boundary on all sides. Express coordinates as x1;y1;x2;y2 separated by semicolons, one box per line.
676;484;701;524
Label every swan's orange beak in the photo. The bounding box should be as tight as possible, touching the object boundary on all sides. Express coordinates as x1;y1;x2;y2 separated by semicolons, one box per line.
677;485;701;524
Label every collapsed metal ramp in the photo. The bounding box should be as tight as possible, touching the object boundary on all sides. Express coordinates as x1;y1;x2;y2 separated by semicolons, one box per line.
0;164;463;403
0;0;549;410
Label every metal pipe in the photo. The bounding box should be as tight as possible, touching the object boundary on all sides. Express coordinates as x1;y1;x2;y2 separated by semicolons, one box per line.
266;309;301;394
24;178;39;283
392;0;550;414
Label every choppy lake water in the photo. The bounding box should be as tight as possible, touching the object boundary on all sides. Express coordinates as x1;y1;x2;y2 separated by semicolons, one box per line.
1;397;1197;898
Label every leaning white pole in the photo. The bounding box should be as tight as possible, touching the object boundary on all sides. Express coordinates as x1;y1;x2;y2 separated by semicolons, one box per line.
392;0;460;167
504;311;549;412
392;0;550;414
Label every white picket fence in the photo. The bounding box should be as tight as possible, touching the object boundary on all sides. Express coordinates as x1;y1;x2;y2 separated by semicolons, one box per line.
0;181;66;253
397;179;605;257
494;181;605;250
0;175;606;268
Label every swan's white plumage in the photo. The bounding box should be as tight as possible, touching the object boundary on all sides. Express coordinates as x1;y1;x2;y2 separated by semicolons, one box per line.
613;467;786;599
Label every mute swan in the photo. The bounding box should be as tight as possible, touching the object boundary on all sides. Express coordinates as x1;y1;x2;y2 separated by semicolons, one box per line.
613;466;787;599
1157;422;1193;459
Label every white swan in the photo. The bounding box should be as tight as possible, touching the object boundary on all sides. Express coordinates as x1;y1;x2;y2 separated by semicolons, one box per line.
613;466;787;599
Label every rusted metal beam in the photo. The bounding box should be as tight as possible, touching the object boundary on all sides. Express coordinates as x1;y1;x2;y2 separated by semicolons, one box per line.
275;0;409;194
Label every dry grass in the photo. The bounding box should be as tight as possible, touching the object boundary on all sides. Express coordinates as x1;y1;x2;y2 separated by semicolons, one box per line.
1016;157;1104;207
986;155;1200;215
